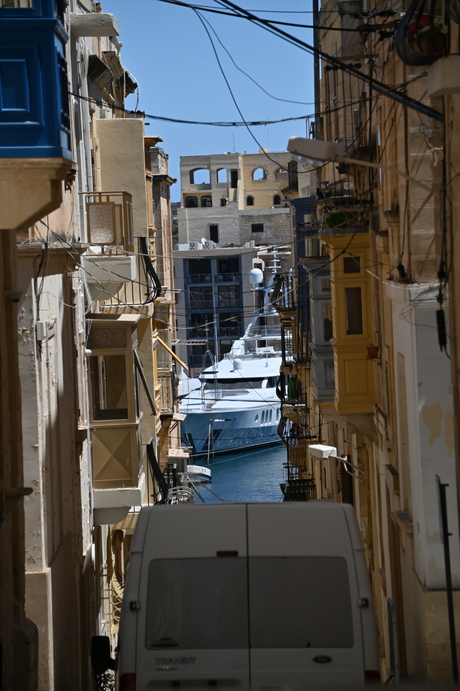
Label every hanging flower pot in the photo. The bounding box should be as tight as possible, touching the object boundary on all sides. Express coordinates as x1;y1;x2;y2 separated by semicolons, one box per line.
395;1;449;66
407;14;448;55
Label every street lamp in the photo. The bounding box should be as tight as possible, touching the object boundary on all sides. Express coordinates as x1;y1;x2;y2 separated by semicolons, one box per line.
308;443;364;481
287;136;431;192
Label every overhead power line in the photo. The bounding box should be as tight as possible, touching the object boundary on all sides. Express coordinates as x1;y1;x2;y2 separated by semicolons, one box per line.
157;0;376;31
210;0;443;122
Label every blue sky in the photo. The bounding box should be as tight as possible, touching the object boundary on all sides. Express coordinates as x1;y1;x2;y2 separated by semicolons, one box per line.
104;0;315;201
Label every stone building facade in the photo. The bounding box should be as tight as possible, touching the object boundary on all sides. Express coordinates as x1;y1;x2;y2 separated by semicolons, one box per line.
0;1;181;688
275;0;460;683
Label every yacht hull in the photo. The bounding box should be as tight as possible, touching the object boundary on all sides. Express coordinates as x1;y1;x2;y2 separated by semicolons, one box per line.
181;404;282;458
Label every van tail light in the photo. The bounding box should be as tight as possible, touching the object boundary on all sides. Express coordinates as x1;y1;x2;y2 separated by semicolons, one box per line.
365;670;381;684
120;673;136;690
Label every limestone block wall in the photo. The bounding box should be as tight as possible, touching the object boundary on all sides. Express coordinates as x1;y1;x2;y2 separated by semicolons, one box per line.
179;153;241;209
177;204;241;246
238;208;291;246
240;152;295;208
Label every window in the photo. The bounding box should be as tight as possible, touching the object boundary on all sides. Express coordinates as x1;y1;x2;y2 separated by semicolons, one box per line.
249;557;354;648
321;278;331;292
189;286;213;310
246;195;254;206
343;256;361;273
146;558;249;650
0;0;32;5
89;354;128;421
187;258;211;283
190;168;210;184
273;195;281;205
345;287;363;335
288;160;298;190
185;196;198;208
209;224;219;242
323;303;333;341
218;285;240;308
218;257;239;276
200;196;212;208
252;167;267;181
219;313;241;337
275;168;288;179
230;170;238;188
217;168;226;183
251;223;264;233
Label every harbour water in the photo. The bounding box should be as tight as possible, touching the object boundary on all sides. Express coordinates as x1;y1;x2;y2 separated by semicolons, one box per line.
194;443;286;504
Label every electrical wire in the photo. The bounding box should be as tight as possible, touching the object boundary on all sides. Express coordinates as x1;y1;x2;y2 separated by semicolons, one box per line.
157;0;376;31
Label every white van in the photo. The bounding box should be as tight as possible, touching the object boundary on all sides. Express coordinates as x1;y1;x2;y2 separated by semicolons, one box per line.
93;502;380;690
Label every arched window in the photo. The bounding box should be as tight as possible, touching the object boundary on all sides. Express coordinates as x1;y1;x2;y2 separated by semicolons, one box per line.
185;196;198;208
275;168;288;179
246;195;254;206
200;196;212;208
190;168;210;184
273;195;281;205
252;167;267;181
217;168;226;183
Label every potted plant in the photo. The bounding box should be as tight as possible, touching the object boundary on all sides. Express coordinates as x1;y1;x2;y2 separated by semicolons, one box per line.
407;14;447;56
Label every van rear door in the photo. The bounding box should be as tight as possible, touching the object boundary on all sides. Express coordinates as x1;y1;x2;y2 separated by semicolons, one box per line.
247;503;366;689
135;504;250;688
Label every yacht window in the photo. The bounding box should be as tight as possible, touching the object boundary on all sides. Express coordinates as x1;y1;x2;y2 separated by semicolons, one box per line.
203;378;265;390
255;414;259;422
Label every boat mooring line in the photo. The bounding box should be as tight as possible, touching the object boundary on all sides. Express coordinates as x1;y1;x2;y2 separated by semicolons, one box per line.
189;480;206;503
199;483;227;503
209;443;283;465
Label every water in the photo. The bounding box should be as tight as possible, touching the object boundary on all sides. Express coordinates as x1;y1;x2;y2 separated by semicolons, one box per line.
193;443;286;504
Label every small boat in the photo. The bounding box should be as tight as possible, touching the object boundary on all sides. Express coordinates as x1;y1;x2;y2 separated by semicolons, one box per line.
186;464;212;483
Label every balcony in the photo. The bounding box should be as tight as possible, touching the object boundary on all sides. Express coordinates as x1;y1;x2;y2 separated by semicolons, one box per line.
158;373;174;415
219;324;241;338
83;190;134;252
281;463;317;502
187;273;213;284
272;273;295;315
82;252;136;302
189;298;214;310
87;315;146;522
0;1;72;228
98;237;161;307
216;273;239;283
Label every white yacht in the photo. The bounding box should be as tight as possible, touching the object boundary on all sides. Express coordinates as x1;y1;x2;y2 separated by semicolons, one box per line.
180;278;284;459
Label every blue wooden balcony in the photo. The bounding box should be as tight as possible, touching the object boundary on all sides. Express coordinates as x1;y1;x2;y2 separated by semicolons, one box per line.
0;0;71;159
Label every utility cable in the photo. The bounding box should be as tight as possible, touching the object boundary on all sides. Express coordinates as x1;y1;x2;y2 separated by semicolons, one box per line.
211;0;443;121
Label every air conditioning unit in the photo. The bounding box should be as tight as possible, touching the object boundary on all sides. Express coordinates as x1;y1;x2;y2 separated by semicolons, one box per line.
189;242;203;250
203;240;216;249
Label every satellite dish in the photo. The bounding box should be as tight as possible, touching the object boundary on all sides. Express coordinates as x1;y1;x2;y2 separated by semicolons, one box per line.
249;268;264;286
